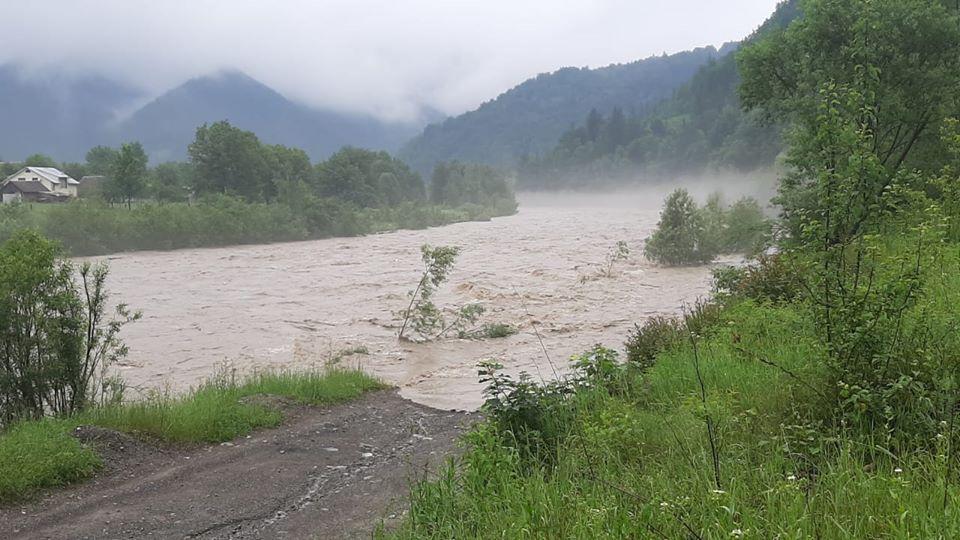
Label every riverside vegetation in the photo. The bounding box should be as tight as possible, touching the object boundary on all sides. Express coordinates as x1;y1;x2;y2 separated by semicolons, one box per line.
398;244;517;342
644;189;769;266
383;0;960;537
0;122;518;256
0;229;386;503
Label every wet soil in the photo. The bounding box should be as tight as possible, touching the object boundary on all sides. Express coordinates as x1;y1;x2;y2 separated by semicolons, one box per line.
0;390;472;539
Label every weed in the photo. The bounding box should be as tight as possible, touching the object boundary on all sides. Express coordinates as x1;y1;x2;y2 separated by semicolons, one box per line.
601;240;630;277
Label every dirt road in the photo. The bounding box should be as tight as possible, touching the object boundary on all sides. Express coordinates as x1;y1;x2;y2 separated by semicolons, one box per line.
0;391;472;539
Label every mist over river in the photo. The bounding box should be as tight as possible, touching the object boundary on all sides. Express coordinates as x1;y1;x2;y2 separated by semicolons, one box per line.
91;190;736;410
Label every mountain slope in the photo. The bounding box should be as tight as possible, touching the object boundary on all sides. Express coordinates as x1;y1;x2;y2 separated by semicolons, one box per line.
0;66;143;161
399;45;734;174
113;72;421;162
0;69;425;163
518;0;802;188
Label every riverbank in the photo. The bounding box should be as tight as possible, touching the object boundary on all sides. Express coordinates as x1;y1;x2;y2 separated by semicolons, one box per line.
0;389;472;539
0;196;518;257
383;245;960;538
0;368;384;505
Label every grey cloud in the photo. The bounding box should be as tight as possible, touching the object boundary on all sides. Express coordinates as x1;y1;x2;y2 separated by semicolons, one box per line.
0;0;780;121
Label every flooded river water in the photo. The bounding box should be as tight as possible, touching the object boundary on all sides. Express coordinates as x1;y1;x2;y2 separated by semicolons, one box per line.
95;191;730;410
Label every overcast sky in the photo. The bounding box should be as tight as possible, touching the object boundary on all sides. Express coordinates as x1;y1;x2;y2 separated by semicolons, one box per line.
0;0;780;122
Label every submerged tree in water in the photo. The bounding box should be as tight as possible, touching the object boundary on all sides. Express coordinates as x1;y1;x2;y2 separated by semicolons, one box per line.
644;188;716;266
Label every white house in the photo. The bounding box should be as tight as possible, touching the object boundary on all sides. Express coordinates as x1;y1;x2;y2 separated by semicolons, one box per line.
1;167;79;203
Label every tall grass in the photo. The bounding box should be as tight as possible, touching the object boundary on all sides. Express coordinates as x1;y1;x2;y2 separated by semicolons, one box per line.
0;368;384;503
0;420;101;504
384;298;960;538
84;368;386;443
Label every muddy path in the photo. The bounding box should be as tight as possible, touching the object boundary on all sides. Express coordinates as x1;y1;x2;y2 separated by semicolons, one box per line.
0;390;471;539
92;190;736;411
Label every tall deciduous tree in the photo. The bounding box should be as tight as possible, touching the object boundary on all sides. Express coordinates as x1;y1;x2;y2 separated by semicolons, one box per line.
108;142;148;209
188;121;271;201
22;153;57;168
85;146;119;176
739;0;960;174
739;0;960;239
315;147;423;207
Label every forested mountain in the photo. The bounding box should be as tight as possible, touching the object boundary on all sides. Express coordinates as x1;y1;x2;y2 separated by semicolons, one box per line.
519;0;802;189
399;45;735;174
0;68;426;162
117;72;422;162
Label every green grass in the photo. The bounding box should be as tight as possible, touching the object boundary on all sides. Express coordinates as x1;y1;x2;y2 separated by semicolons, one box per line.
0;419;102;504
383;298;960;538
83;368;385;443
0;368;385;504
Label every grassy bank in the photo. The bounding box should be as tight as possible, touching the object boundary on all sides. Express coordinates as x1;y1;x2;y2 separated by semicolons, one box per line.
383;246;960;538
0;368;384;504
0;196;518;256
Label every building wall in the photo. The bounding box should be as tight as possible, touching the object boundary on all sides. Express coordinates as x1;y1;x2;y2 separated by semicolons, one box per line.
8;170;56;192
4;168;78;197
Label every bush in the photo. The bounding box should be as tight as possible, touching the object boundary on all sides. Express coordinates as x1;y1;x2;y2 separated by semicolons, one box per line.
0;231;138;426
712;254;802;304
625;316;682;371
700;192;772;257
723;197;771;253
479;323;518;339
644;188;717;265
478;346;628;464
478;360;576;465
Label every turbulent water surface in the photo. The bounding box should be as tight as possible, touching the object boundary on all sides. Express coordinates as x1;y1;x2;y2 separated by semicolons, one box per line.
95;191;731;410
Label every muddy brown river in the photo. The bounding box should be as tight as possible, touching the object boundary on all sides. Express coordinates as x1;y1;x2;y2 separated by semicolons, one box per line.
94;191;737;410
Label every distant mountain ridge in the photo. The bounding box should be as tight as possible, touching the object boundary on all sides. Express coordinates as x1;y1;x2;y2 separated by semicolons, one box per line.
117;71;423;162
516;0;802;189
399;44;736;174
0;68;427;162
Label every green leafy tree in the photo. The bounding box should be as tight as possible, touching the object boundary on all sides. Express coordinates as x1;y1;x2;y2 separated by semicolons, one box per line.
150;162;192;204
265;144;312;187
429;161;514;208
644;188;716;266
699;192;727;257
22;153;57;168
723;196;770;253
739;0;960;231
108;142;148;209
0;231;138;425
398;245;482;342
316;147;423;207
785;81;948;442
188;121;272;201
85;146;119;176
